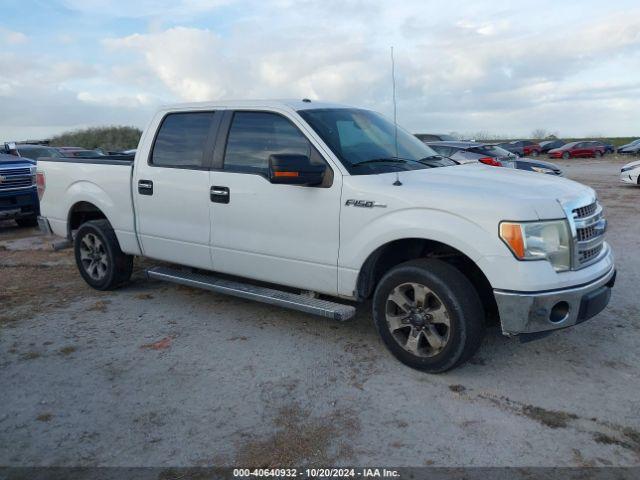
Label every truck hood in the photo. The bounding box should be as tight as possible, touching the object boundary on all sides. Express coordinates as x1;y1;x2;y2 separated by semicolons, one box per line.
622;159;640;169
0;153;35;166
348;163;595;223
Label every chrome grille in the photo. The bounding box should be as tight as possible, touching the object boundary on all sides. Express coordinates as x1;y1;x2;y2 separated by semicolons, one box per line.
563;198;607;269
577;224;599;242
579;244;604;263
0;167;35;191
573;202;597;219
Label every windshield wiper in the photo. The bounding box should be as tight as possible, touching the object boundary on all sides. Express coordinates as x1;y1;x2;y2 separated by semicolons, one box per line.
351;158;412;167
417;154;456;165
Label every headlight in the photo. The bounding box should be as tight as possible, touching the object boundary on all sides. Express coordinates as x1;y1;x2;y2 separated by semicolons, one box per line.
530;166;555;175
500;220;571;272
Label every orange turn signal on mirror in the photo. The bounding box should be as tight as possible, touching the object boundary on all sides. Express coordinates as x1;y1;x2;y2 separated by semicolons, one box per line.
500;222;525;259
274;171;299;177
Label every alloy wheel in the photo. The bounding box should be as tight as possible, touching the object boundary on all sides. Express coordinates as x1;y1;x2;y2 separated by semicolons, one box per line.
79;233;108;281
385;282;451;357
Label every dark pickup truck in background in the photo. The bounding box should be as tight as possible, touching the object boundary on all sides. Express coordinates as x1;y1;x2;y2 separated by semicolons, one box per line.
0;144;39;227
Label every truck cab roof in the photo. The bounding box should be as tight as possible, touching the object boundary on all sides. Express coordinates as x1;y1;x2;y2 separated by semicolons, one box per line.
158;99;352;113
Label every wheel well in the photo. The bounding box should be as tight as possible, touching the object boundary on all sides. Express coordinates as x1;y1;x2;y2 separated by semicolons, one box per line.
356;238;498;322
67;202;108;239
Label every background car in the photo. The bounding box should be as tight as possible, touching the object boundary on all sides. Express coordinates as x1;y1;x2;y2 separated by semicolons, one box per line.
496;142;523;157
620;159;640;185
56;147;104;157
15;144;62;161
618;139;640;155
509;140;542;156
427;141;563;175
539;139;566;153
415;133;457;142
63;149;105;158
0;151;39;226
548;141;605;159
591;140;615;154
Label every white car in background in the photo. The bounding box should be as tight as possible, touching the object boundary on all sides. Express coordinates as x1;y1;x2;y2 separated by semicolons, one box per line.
620;160;640;185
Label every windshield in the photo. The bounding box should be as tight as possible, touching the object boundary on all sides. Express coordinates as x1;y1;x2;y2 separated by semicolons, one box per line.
18;147;60;160
298;108;455;175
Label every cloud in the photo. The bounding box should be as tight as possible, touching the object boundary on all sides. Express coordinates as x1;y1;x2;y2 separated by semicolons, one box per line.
103;25;387;103
60;0;233;20
0;28;28;45
3;0;640;138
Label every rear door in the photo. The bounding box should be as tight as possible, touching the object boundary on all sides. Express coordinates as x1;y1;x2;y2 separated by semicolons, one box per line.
133;110;220;268
577;142;589;157
209;110;341;294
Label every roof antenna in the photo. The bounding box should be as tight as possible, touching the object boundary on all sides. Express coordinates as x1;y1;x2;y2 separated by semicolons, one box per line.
391;46;402;186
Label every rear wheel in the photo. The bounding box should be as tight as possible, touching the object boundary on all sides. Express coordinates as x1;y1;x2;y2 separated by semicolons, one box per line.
372;259;485;373
595;150;602;158
531;150;539;157
15;216;38;228
74;219;133;290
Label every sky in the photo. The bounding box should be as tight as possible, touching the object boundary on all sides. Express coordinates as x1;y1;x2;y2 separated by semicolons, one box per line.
1;0;639;140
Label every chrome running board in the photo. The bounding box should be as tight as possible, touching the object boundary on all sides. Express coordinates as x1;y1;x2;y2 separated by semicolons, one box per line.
146;266;356;321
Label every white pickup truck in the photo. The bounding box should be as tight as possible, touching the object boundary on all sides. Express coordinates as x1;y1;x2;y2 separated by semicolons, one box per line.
37;99;615;372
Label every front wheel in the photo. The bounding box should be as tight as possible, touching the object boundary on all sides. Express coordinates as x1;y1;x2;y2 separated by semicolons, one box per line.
562;152;570;159
372;259;485;373
531;150;539;157
74;219;133;290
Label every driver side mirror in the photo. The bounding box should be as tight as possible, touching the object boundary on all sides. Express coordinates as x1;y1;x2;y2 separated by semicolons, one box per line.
268;154;326;186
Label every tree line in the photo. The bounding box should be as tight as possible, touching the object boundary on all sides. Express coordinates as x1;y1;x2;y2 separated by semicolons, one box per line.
49;126;142;151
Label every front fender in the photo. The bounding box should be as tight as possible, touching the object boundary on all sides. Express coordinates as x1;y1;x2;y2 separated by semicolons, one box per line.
337;208;505;297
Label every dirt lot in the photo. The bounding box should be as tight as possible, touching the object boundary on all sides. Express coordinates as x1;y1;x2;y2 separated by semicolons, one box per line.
1;155;639;467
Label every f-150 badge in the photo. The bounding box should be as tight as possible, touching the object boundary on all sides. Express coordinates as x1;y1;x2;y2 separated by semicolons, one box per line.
345;199;387;208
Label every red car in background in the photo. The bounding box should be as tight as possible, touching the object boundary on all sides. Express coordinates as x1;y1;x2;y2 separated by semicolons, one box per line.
548;141;606;159
505;140;542;156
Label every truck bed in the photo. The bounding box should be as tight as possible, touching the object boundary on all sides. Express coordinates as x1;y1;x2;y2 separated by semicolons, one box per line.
37;156;140;255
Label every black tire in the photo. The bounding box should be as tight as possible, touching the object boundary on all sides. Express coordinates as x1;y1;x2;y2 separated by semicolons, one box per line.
372;258;484;373
595;150;602;158
531;150;539;157
16;216;38;228
562;152;570;159
74;219;133;290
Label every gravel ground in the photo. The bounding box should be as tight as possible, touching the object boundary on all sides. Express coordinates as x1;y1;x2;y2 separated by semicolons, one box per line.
0;155;639;468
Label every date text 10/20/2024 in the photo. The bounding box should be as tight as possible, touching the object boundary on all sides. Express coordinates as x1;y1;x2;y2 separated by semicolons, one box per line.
233;468;400;478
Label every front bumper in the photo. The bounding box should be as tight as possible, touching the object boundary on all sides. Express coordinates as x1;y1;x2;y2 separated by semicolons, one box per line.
494;266;616;336
0;187;39;219
620;171;639;184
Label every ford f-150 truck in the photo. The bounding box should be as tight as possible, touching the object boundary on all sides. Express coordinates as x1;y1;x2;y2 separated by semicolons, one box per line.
1;146;39;227
36;100;615;372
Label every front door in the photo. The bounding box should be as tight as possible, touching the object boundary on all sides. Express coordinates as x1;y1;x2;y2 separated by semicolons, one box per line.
209;110;341;295
133;110;220;268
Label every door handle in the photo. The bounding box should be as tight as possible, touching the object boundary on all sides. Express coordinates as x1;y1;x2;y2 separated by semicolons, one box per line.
138;180;153;195
210;186;230;204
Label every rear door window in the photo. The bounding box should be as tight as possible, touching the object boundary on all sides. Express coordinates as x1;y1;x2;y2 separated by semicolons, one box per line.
151;112;216;168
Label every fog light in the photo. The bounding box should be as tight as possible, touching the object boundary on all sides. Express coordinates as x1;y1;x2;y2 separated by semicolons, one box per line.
550;301;570;323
